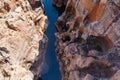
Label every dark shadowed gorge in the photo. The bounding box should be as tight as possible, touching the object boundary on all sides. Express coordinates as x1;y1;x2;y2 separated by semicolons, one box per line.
41;0;61;80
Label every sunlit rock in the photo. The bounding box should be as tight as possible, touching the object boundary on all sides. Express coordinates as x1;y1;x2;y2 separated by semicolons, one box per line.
0;0;48;80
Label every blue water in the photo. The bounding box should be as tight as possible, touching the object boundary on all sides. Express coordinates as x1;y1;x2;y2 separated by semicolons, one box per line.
41;0;61;80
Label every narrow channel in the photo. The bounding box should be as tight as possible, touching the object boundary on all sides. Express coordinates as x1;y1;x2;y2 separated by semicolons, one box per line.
41;0;62;80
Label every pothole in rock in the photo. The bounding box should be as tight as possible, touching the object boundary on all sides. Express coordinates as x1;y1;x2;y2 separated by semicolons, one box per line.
78;61;117;79
86;35;113;52
62;35;71;42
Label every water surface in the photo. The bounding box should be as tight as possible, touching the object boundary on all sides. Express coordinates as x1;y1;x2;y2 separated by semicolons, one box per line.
41;0;61;80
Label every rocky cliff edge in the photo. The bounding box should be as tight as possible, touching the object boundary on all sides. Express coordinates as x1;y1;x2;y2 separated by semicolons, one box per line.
0;0;47;80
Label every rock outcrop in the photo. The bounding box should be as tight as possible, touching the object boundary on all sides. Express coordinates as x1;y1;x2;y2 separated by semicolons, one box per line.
0;0;47;80
54;0;120;80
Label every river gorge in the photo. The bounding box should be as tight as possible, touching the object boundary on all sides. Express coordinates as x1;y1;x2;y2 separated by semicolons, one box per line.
0;0;120;80
41;0;61;80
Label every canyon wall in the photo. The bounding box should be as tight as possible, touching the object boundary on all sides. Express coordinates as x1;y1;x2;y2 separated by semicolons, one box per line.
53;0;120;80
0;0;47;80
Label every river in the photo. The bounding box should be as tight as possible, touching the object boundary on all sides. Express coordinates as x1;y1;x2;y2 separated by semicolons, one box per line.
41;0;62;80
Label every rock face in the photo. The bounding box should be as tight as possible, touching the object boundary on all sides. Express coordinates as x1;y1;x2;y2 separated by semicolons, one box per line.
0;0;47;80
52;0;67;7
54;0;120;80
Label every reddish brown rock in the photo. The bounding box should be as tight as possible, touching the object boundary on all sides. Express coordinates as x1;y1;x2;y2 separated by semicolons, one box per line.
52;0;67;7
53;0;120;80
110;70;120;80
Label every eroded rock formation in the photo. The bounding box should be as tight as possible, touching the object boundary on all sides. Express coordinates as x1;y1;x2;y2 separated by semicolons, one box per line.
54;0;120;80
0;0;47;80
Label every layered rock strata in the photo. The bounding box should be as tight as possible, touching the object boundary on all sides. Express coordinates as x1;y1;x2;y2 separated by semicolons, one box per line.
54;0;120;80
0;0;47;80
